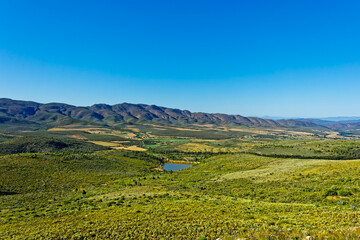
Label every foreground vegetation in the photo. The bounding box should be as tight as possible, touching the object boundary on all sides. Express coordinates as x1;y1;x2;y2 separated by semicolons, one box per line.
2;123;360;239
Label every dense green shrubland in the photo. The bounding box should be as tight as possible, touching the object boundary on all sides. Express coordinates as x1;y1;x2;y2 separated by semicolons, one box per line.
2;136;360;238
0;136;109;155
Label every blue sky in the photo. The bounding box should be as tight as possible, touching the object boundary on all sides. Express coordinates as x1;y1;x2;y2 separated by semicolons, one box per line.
1;0;360;117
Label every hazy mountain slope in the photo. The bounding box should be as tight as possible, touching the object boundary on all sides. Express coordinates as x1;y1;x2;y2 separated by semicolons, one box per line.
328;122;360;130
0;98;325;129
295;118;360;130
320;117;360;122
294;118;336;126
277;119;321;128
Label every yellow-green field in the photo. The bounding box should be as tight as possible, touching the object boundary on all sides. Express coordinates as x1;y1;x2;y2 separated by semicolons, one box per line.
2;123;360;239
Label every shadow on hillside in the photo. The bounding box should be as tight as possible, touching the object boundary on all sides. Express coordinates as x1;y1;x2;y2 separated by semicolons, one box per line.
0;191;17;196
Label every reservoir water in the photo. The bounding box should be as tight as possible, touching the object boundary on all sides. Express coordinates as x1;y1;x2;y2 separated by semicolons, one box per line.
163;163;191;171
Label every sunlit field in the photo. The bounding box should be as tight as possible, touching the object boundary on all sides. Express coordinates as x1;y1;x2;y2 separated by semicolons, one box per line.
2;123;360;239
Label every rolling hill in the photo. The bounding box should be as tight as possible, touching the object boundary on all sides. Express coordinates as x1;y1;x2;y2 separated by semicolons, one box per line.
0;98;325;129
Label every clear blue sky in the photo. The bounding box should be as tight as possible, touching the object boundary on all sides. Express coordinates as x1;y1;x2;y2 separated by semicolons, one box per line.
1;0;360;118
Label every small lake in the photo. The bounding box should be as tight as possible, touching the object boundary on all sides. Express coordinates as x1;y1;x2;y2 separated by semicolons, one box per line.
163;163;192;171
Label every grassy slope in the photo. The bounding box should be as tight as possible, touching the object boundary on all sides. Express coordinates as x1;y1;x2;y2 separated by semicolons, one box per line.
2;123;360;239
0;136;109;155
2;150;360;239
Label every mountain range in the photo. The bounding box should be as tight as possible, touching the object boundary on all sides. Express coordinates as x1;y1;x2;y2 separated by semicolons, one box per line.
0;98;359;131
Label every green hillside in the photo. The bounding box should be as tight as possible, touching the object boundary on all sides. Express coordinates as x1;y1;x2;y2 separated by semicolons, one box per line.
2;148;360;239
0;136;109;155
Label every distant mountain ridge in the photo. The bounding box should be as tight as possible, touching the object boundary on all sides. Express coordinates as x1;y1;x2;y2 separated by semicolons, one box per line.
294;118;360;131
320;117;360;122
0;98;324;129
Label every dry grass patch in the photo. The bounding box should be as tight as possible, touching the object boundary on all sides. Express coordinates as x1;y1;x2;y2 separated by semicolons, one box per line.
124;127;141;132
111;141;130;144
142;123;200;131
67;135;88;140
114;146;147;151
48;127;68;131
89;141;120;147
228;128;271;134
272;129;315;136
191;139;219;142
192;124;215;128
126;133;137;138
218;158;360;183
177;142;240;153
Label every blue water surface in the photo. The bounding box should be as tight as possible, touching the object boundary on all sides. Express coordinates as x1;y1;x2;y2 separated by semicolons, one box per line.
163;163;191;171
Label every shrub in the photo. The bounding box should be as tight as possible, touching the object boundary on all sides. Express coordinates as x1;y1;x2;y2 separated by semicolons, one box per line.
323;187;339;197
338;189;352;197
